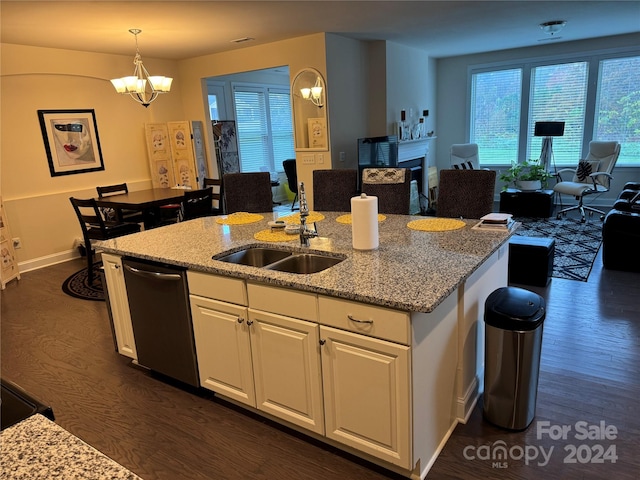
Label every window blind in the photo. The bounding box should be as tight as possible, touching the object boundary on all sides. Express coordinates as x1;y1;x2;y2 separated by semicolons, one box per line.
471;68;522;166
529;62;588;166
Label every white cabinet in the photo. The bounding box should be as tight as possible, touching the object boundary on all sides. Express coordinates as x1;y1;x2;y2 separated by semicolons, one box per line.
101;253;137;359
188;272;413;469
248;309;324;434
317;297;412;469
190;295;254;404
188;273;324;434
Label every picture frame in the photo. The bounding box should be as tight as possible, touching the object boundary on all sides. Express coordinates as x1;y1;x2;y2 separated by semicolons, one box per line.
307;117;328;150
38;109;105;176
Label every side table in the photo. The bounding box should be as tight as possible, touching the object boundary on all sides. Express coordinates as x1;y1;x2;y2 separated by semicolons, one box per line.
499;189;555;218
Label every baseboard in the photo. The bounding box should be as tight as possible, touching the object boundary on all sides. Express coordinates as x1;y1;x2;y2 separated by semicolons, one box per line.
17;249;80;273
456;376;479;424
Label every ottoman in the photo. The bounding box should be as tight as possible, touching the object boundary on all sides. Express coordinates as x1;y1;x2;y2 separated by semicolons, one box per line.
508;236;555;287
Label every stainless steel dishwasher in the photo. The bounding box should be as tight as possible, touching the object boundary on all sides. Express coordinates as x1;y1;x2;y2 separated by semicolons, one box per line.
122;257;199;387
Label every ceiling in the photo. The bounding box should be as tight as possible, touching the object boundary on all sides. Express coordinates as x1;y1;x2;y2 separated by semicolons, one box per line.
1;1;639;61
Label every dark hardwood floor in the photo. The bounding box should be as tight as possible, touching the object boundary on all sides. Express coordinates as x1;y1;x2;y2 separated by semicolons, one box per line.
2;218;639;479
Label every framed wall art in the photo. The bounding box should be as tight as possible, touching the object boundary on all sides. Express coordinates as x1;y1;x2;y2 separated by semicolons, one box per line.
38;109;105;176
307;117;327;150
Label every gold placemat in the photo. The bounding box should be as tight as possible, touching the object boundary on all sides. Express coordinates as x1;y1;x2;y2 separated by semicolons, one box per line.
336;213;387;224
407;218;466;232
215;212;264;225
281;212;325;224
254;229;298;242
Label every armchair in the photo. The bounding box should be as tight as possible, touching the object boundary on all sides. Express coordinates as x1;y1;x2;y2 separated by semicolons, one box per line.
553;141;620;222
450;143;479;170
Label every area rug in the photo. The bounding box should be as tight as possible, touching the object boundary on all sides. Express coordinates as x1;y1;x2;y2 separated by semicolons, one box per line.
513;217;602;282
61;262;105;301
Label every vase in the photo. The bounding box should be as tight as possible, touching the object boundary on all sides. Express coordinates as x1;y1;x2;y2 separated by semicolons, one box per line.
515;180;542;191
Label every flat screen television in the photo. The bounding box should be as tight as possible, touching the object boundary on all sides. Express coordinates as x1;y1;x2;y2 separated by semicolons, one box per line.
357;135;399;169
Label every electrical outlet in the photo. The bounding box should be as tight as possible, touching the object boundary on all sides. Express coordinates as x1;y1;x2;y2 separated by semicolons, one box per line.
317;154;324;164
12;237;22;249
302;155;315;165
339;152;346;162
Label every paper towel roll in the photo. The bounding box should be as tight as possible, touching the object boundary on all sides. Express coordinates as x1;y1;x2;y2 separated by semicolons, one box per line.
351;193;379;250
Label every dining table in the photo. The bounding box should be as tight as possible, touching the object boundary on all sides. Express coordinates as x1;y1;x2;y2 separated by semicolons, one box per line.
94;187;188;229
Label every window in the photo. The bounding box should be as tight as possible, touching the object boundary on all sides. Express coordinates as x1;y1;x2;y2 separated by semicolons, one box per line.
232;85;294;173
471;69;522;164
595;56;640;162
470;52;640;167
528;62;588;165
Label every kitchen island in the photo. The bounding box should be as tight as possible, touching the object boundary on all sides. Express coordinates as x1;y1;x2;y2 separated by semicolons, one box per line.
98;212;511;479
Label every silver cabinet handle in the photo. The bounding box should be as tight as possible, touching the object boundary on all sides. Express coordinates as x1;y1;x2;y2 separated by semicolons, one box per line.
246;320;254;326
237;317;244;324
347;314;373;324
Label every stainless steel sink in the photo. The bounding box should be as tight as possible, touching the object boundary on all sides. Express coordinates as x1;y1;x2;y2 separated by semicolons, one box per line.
213;247;292;267
265;253;344;274
214;246;344;274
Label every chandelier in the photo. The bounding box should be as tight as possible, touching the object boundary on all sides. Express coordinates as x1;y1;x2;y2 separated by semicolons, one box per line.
110;29;172;108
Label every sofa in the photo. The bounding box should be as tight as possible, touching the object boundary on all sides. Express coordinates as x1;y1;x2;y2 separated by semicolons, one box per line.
602;182;640;272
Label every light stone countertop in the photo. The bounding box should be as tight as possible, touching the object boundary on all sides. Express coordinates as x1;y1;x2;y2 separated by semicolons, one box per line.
98;212;512;313
0;414;141;480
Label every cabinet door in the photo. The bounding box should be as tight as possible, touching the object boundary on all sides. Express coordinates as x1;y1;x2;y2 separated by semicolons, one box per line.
320;326;411;469
190;295;255;407
101;253;136;359
248;309;324;434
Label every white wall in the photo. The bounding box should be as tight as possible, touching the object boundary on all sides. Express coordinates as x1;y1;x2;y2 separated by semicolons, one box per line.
0;43;183;270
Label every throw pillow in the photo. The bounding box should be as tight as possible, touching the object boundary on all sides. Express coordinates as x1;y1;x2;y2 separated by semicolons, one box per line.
573;160;599;183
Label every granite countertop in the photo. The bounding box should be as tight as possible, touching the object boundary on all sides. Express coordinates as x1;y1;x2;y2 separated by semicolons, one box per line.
99;212;512;313
0;414;141;480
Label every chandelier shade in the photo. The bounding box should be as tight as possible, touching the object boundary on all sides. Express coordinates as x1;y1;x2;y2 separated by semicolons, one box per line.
110;29;172;108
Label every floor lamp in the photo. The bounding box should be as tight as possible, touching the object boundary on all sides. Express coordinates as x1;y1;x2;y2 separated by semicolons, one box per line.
534;121;565;171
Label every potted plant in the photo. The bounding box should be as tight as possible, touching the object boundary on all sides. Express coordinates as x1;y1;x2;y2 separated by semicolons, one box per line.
499;159;554;191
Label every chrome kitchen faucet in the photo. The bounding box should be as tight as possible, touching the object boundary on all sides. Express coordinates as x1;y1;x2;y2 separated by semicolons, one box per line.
298;182;318;247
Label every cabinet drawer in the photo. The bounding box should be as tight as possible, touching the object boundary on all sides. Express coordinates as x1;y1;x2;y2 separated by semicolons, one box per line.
247;282;317;321
187;271;247;306
318;296;410;345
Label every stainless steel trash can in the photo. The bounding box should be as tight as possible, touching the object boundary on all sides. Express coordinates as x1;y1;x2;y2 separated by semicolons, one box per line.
483;286;545;430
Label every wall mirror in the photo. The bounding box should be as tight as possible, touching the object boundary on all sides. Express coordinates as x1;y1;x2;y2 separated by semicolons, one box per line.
292;68;328;151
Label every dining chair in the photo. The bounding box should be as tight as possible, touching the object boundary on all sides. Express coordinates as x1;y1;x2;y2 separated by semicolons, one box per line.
223;172;273;213
282;159;299;210
96;183;144;224
203;177;224;214
313;169;358;212
436;169;496;219
361;168;411;215
69;197;141;285
181;187;214;221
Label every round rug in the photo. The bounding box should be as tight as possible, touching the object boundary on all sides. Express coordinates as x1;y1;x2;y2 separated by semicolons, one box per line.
62;262;105;301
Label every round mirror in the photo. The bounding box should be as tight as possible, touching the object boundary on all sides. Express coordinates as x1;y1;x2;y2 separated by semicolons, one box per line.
292;68;327;150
